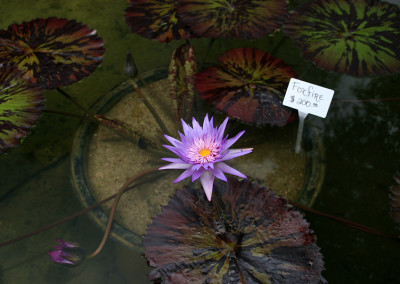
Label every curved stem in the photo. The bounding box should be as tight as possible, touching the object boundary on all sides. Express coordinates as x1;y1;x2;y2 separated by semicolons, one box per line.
128;78;171;137
0;167;159;249
56;87;94;116
332;97;400;103
43;109;90;120
289;200;400;242
56;88;161;149
269;33;286;55
86;167;158;258
199;38;214;70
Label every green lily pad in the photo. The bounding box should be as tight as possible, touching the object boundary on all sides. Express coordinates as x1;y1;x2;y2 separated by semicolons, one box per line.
196;47;296;126
283;0;400;76
125;0;193;42
144;177;325;283
178;0;288;39
0;17;105;89
168;43;196;123
0;65;44;154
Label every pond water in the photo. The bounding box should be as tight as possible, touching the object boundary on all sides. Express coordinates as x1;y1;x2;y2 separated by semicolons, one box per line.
1;0;399;283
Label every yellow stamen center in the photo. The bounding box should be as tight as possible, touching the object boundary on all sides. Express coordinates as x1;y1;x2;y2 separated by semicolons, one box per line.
200;148;211;157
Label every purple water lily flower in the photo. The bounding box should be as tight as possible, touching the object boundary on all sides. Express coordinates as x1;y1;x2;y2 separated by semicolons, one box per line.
48;238;83;266
159;114;252;201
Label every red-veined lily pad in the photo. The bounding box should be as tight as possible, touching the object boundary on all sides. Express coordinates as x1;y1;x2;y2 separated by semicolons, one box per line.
168;43;196;123
196;47;296;126
390;172;400;231
125;0;193;42
144;177;325;283
283;0;400;77
0;65;44;154
0;17;105;89
178;0;288;39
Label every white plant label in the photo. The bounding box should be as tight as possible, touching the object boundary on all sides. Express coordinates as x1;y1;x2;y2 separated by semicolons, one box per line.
283;78;334;118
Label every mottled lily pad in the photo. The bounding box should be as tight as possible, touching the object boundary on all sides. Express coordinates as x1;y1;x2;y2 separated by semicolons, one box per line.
144;177;325;283
178;0;288;39
168;43;196;123
283;0;400;76
196;47;296;126
0;65;44;154
125;0;192;42
390;172;400;231
0;17;105;89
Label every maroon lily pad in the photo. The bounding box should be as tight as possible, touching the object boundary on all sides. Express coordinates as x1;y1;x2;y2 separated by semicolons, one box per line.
178;0;288;39
283;0;400;76
144;177;325;283
168;43;196;124
0;65;44;154
196;47;296;126
125;0;193;42
390;172;400;231
0;17;105;89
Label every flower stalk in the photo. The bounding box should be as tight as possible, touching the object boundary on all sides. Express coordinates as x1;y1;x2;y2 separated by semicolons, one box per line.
125;51;171;137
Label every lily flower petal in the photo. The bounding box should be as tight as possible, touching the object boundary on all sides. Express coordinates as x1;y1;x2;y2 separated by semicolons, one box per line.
200;171;215;201
164;134;183;148
191;168;205;182
192;117;202;136
174;167;195;183
181;119;191;136
203;114;211;132
159;163;192;170
162;144;181;156
217;117;229;140
216;162;247;179
211;167;228;182
223;130;246;150
220;148;253;162
161;157;186;163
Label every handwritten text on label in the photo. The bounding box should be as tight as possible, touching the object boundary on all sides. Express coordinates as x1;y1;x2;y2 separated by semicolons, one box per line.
283;78;334;118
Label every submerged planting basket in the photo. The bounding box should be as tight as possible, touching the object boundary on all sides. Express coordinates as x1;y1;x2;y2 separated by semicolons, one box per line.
70;68;325;252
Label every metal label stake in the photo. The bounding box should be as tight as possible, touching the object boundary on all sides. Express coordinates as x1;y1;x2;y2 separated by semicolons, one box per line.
283;78;335;154
295;111;308;153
